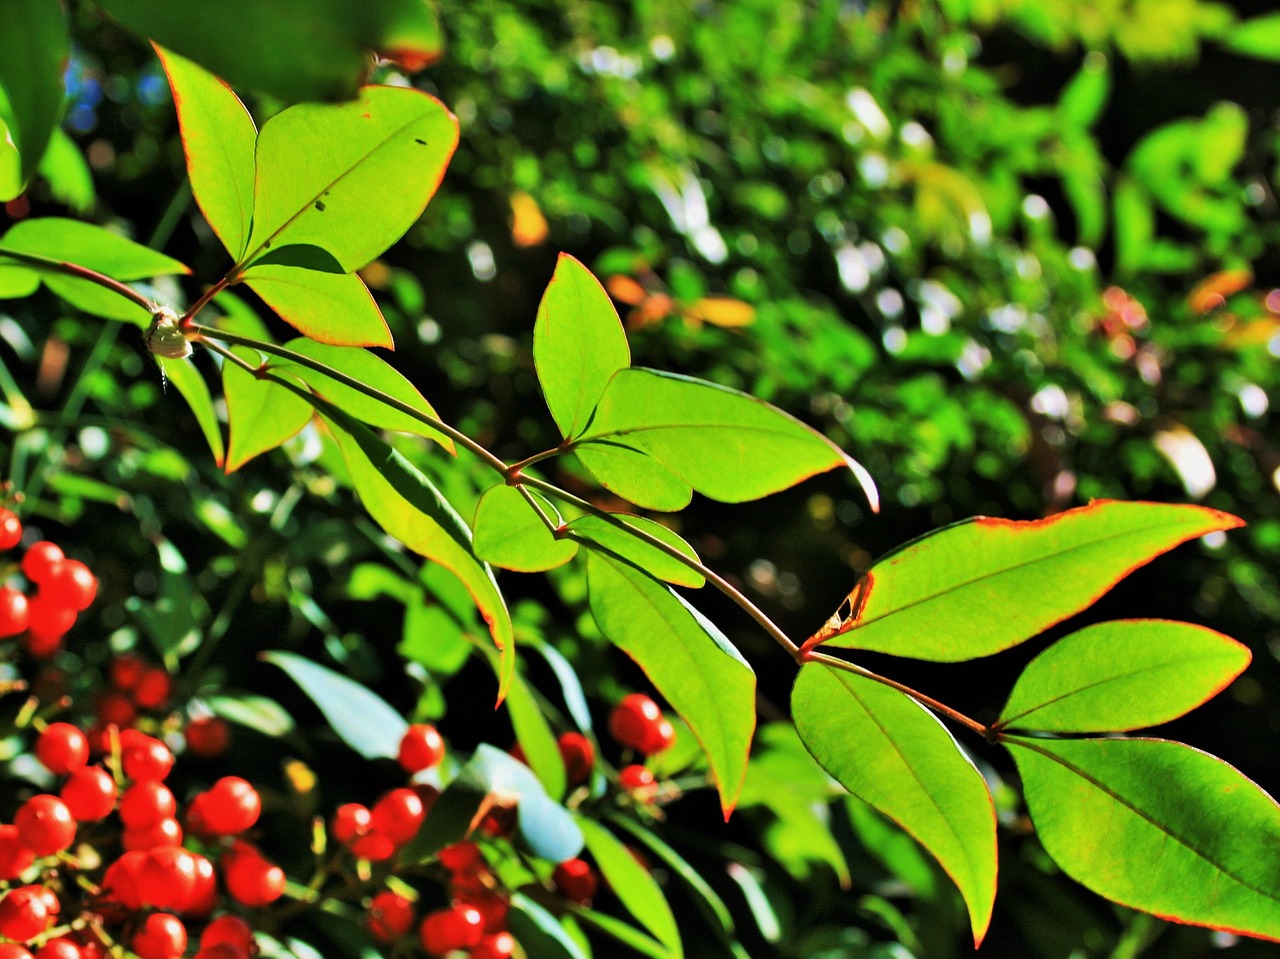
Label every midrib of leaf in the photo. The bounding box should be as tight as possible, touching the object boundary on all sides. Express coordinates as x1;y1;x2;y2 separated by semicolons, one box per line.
238;113;430;270
1010;737;1280;906
573;422;827;445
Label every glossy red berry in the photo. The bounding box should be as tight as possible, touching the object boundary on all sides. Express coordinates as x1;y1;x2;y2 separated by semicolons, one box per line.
136;847;198;912
0;825;35;880
222;843;285;908
15;795;76;856
200;915;254;954
619;764;657;796
455;889;508;935
331;803;371;845
553;858;597;904
59;766;116;821
367;890;415;942
0;508;21;551
471;932;516;959
609;694;675;755
42;560;96;612
370;788;424;845
0;885;52;942
557;732;595;786
119;781;176;829
419;905;484;957
186;854;217;916
184;716;231;757
121;734;175;782
131;912;187;959
397;723;445;773
108;655;145;692
24;595;75;643
94;692;137;729
101;851;147;910
133;667;172;710
21;542;63;584
0;588;29;638
348;831;396;862
33;938;81;959
0;946;33;959
122;816;183;852
35;723;89;775
200;777;260;835
437;840;483;874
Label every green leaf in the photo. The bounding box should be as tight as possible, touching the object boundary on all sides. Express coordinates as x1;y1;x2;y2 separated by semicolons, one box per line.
242;265;392;349
0;0;66;190
533;253;631;440
129;568;202;664
997;620;1251;733
223;349;312;471
811;500;1242;661
527;638;594;733
1007;737;1280;942
43;274;152;324
509;893;590;959
1224;12;1280;61
575;369;877;508
0;112;20;203
318;404;515;701
569;906;673;959
473;484;579;572
1113;176;1154;275
573;442;692;512
792;664;996;946
273;338;452;450
206;694;295;736
37;129;94;214
566;514;704;588
466;745;583;862
262;650;408;760
158;355;225;466
0;263;40;298
241;86;457;272
579;819;681;957
0;218;189;280
586;552;755;817
476;642;566;800
155;44;256;261
98;0;442;103
1057;51;1110;128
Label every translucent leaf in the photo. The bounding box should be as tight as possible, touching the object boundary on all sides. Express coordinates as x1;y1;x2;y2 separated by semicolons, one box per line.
242;265;391;349
1007;737;1280;942
578;819;681;957
792;664;996;945
37;129;94;214
222;348;312;471
573;442;692;512
1226;12;1280;61
997;620;1251;733
476;643;566;800
566;514;704;588
472;484;578;572
158;355;225;466
0;218;189;280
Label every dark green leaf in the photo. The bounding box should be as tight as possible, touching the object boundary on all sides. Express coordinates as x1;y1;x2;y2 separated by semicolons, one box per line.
473;484;579;572
1007;737;1280;942
566;514;704;588
0;0;66;191
792;664;996;945
569;906;673;959
579;819;681;957
509;893;590;959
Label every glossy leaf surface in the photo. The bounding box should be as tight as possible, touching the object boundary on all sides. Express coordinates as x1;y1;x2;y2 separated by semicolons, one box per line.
576;368;877;507
242;265;391;348
0;0;66;192
222;351;312;471
998;619;1251;732
100;0;442;102
464;746;583;862
533;253;630;439
263;651;407;759
579;819;681;957
1007;737;1280;942
812;501;1242;660
792;664;996;944
587;552;754;816
155;44;256;260
566;514;704;588
242;86;457;272
472;484;578;572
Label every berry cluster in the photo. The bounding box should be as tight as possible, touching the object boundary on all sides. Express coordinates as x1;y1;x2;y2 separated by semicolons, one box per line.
0;510;98;660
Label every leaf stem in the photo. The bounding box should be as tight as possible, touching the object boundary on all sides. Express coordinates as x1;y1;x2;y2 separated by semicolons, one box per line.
0;248;156;312
180;277;232;324
506;445;567;478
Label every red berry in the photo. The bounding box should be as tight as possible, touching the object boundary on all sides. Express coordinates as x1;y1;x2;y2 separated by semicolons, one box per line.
35;723;89;776
33;939;81;959
200;915;253;954
42;560;96;612
552;858;597;904
122;816;183;852
0;588;29;638
131;912;187;959
94;692;137;729
108;655;145;692
184;716;231;757
437;840;483;874
121;734;175;782
0;825;34;880
21;542;63;583
201;777;260;835
195;947;247;959
119;781;176;829
370;788;424;845
15;796;76;856
22;629;63;660
59;766;116;821
24;595;75;643
222;843;285;908
331;803;371;845
366;890;414;942
619;764;656;795
557;732;595;786
471;932;516;959
609;694;674;755
136;847;197;912
0;947;33;959
454;889;508;935
102;851;146;910
133;667;172;710
0;508;21;551
419;905;484;957
348;831;395;862
186;854;217;916
0;885;51;941
397;723;445;773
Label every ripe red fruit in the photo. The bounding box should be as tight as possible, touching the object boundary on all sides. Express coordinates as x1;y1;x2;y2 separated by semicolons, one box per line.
133;667;172;710
348;831;396;862
101;851;146;910
557;732;595;786
131;913;187;959
42;560;96;612
200;777;260;835
0;587;29;638
419;905;484;957
370;788;424;845
397;723;445;773
21;542;63;583
455;889;508;935
0;508;21;550
121;735;175;782
59;766;116;821
222;843;285;908
366;890;415;942
0;825;35;880
608;693;675;755
118;781;176;829
33;938;82;959
200;915;254;954
0;885;52;941
122;816;182;852
619;764;657;796
35;723;89;775
15;796;76;856
93;692;137;730
437;840;483;874
108;655;145;692
186;854;217;916
22;628;63;660
0;946;33;959
331;803;371;845
136;847;198;912
184;716;231;757
552;858;598;904
194;946;247;959
471;932;516;959
24;595;76;643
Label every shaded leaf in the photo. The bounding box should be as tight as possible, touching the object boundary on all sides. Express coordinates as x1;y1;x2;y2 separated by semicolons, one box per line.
473;484;579;572
263;650;407;759
223;349;312;471
810;500;1242;661
0;0;66;190
242;265;391;349
587;552;755;817
792;664;996;945
573;442;692;512
566;514;704;588
534;253;631;440
43;273;151;324
579;819;681;957
206;694;295;736
155;44;256;261
997;620;1250;733
1007;737;1280;942
569;905;673;959
509;893;590;959
37;128;94;214
158;356;225;466
527;638;594;733
476;642;566;800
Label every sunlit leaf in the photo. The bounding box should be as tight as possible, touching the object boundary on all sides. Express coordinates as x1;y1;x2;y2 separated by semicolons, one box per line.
263;650;407;760
242;265;391;349
578;819;681;956
1057;51;1110;128
573;442;692;512
206;694;295;736
0;0;66;191
1007;737;1280;942
222;348;312;471
472;484;578;572
0;218;189;280
155;44;256;261
158;355;225;465
587;552;755;817
465;746;583;862
792;664;996;945
566;514;704;588
476;643;566;800
1225;12;1280;61
509;894;590;959
533;253;631;440
810;501;1242;661
37;129;94;214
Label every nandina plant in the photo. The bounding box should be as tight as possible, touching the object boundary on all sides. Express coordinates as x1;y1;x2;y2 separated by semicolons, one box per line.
0;4;1277;957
